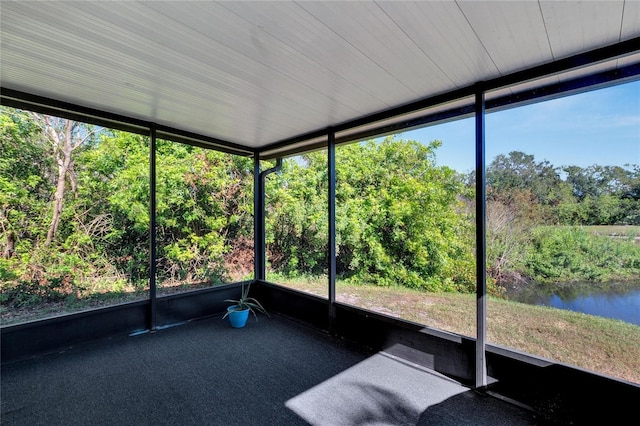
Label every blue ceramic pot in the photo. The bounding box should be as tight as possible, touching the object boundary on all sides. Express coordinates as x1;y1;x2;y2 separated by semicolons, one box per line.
227;306;250;328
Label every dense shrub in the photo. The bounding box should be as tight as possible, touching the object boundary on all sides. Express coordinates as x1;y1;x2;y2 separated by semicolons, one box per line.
525;226;640;283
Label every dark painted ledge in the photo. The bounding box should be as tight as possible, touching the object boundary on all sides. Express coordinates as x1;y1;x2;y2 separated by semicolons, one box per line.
2;279;638;424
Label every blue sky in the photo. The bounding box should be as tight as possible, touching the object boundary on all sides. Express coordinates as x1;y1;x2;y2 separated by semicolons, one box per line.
404;79;640;173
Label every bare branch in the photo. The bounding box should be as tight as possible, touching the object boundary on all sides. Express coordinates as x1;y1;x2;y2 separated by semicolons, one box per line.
75;126;102;149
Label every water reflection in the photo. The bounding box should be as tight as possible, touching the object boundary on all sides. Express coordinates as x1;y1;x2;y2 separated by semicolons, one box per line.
506;282;640;326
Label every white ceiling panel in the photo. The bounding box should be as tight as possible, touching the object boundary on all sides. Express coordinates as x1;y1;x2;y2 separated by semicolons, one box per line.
143;2;376;113
457;1;551;74
541;1;626;59
218;1;404;107
295;1;452;97
1;1;638;153
224;1;429;105
377;1;498;86
621;0;640;39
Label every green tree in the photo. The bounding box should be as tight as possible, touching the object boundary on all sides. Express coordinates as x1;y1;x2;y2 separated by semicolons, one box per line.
75;130;151;285
155;141;254;284
562;164;640;225
28;115;101;245
265;152;328;276
486;151;565;223
0;108;48;266
266;138;476;292
337;138;475;291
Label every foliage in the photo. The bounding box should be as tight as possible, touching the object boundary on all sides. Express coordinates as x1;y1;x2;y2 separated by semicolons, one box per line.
524;226;640;283
486;151;640;227
1;276;81;309
2;106;640;319
155;140;254;284
487;151;562;207
1;108;254;316
222;282;269;320
485;199;530;285
335;139;475;291
484;151;640;285
0;108;50;259
266;138;476;292
266;152;328;276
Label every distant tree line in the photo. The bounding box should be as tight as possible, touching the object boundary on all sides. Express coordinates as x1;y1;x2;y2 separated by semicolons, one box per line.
484;151;640;226
481;151;640;284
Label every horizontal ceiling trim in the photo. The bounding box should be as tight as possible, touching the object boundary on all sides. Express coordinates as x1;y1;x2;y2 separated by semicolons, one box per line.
486;63;640;113
259;102;478;160
155;127;255;157
3;36;638;160
258;36;640;157
334;104;476;147
0;87;255;157
260;140;329;161
0;87;152;135
261;62;639;160
485;37;640;93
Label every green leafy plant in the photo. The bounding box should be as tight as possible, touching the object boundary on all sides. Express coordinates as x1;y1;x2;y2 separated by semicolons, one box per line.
222;283;270;320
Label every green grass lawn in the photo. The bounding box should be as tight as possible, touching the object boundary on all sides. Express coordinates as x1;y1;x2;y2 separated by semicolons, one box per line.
271;276;640;385
584;225;640;240
584;225;640;234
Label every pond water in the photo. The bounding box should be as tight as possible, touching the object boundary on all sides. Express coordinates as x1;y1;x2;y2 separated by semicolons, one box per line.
506;281;640;327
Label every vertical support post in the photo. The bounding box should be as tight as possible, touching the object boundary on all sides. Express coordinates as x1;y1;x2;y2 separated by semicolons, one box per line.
254;156;264;281
475;85;487;389
149;125;157;331
255;157;282;282
328;131;337;331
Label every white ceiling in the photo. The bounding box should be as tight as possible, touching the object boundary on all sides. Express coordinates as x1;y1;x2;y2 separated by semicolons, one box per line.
1;1;639;153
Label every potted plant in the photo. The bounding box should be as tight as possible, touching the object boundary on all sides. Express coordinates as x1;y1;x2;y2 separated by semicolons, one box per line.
222;282;270;328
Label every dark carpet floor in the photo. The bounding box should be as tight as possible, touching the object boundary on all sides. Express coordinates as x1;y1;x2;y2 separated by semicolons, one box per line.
1;315;543;425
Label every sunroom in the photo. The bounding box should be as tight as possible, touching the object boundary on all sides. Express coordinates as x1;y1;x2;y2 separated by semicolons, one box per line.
1;2;639;425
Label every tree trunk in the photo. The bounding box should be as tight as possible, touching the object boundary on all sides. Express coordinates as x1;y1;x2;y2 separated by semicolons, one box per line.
46;155;70;245
31;115;99;246
3;230;15;259
42;118;76;246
